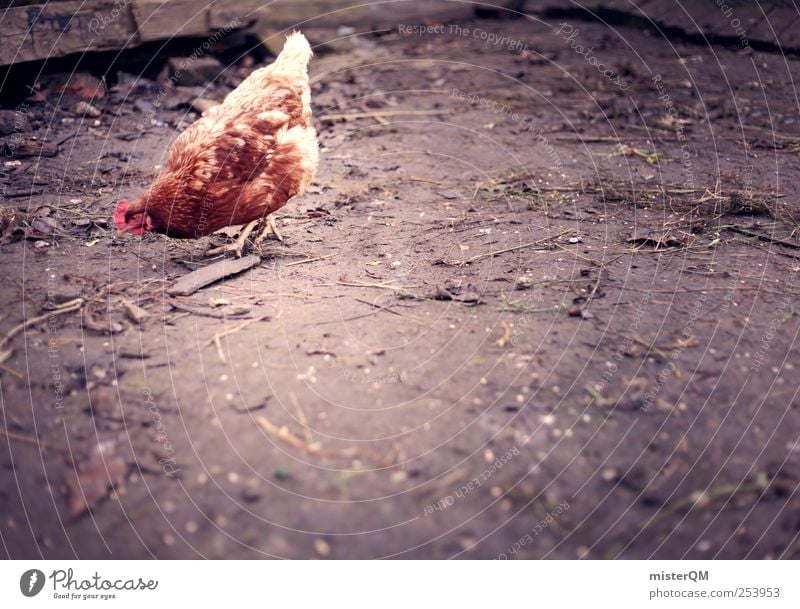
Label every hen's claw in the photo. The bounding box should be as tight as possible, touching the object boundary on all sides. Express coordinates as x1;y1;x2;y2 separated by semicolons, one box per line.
255;215;283;244
206;219;259;258
206;216;284;257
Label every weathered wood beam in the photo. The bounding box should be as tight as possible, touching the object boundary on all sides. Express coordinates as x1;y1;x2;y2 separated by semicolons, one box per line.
0;0;262;66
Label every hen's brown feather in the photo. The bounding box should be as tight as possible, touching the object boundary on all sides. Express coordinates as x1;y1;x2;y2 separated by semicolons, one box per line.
126;33;318;238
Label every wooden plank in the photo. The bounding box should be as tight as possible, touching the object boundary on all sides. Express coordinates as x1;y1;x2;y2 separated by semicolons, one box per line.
0;0;261;66
209;0;262;30
133;0;212;41
0;0;528;67
166;255;262;297
248;0;474;29
536;0;800;49
755;6;793;47
4;0;796;68
0;0;136;65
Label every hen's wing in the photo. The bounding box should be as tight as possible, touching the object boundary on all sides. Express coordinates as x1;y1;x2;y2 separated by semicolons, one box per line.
163;107;315;234
238;119;318;214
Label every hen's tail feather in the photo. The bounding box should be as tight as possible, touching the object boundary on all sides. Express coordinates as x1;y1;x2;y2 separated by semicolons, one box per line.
272;32;313;73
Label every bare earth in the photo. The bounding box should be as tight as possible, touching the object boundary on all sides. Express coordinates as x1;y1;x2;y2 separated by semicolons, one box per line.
1;14;799;559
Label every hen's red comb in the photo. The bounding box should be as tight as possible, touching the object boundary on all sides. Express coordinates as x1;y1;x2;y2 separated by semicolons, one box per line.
114;199;129;230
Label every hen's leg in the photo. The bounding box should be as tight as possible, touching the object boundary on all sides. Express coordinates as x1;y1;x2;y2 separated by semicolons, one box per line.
254;215;283;244
206;219;259;258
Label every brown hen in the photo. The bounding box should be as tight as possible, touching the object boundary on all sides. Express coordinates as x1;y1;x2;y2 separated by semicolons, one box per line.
114;32;318;256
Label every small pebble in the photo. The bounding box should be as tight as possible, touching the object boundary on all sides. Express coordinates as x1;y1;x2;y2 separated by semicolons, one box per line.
75;101;101;117
601;468;618;482
390;470;407;483
124;302;149;323
691;491;712;509
459;538;476;551
314;538;331;557
241;486;262;502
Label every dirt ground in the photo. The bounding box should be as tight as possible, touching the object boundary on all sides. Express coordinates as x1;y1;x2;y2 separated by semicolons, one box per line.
1;13;799;559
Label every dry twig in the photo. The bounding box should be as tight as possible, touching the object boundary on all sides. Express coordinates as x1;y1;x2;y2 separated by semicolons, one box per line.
460;230;570;265
0;298;84;362
206;314;270;363
319;109;444;121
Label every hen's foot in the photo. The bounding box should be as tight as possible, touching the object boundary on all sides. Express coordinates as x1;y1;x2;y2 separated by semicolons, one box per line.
254;215;283;244
206;219;259;258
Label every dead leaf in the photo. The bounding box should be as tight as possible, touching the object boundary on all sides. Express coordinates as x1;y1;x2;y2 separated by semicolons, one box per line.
55;72;106;99
64;440;127;517
29;215;65;237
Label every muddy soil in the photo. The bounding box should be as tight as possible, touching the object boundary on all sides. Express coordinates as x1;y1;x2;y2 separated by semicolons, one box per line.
1;14;799;559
